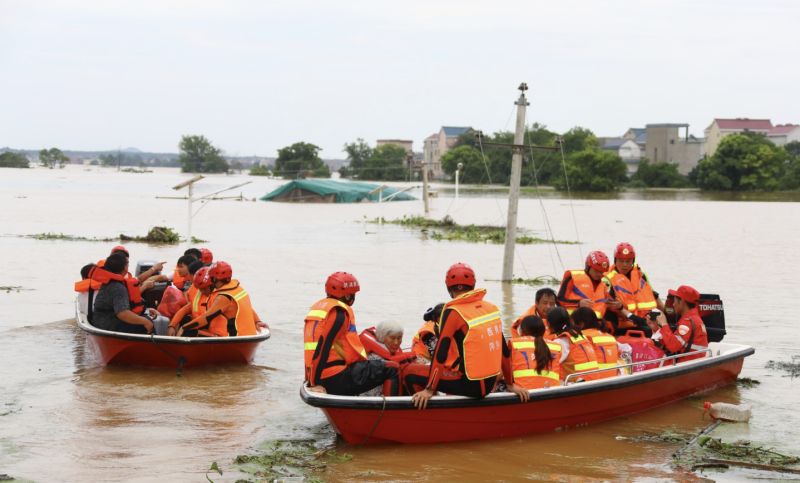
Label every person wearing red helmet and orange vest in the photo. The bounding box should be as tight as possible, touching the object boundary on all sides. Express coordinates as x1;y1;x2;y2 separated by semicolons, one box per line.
304;272;399;396
548;306;602;382
199;248;213;265
511;287;557;338
405;263;529;409
648;285;708;363
179;261;265;337
557;251;612;320
168;267;213;336
604;242;662;335
508;315;563;389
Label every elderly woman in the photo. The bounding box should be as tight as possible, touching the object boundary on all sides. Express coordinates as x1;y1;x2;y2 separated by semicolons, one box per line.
358;321;416;397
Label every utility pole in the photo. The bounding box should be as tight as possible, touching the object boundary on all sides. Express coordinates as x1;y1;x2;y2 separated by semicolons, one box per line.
421;161;430;215
502;83;529;281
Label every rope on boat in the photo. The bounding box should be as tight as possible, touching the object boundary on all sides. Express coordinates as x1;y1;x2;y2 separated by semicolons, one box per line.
148;333;187;376
361;395;387;445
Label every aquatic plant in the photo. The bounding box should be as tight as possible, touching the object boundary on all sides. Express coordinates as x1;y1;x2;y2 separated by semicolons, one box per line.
120;226;181;244
27;233;115;242
766;356;800;378
234;439;351;482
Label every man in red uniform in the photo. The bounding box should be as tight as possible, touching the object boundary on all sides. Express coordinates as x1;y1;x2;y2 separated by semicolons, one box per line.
557;251;611;319
304;272;398;396
650;285;708;362
406;263;529;409
604;242;661;335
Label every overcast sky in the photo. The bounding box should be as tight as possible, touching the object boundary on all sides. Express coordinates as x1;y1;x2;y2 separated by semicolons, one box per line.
2;0;797;158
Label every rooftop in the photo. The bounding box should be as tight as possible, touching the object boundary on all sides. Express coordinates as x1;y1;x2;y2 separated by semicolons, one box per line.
768;124;800;135
442;126;471;137
712;118;773;131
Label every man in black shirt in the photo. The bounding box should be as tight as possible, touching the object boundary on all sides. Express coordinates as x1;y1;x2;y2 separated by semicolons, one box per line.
92;253;154;334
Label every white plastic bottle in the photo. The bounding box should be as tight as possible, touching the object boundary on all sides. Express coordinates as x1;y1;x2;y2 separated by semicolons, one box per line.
704;401;752;422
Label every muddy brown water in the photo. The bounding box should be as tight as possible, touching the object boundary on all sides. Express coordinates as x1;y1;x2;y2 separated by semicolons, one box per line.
0;166;798;481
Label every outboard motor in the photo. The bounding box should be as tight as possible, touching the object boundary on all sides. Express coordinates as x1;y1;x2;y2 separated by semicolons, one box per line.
135;260;169;309
665;293;726;342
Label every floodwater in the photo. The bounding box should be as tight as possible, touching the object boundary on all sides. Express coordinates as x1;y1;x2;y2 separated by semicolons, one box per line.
0;165;798;482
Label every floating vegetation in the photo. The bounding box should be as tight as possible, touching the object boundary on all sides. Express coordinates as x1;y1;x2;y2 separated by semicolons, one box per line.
616;428;691;444
0;286;32;293
234;439;351;482
26;232;115;242
120;167;153;173
0;474;13;481
378;215;578;245
120;226;181;244
766;355;800;378
510;275;561;286
736;377;761;388
695;437;800;467
205;461;222;482
190;236;209;244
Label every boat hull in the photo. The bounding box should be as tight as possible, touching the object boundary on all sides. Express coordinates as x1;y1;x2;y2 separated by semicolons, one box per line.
76;301;270;368
301;343;753;445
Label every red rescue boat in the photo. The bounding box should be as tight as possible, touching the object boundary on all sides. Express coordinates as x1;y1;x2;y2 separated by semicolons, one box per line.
300;343;753;445
75;300;270;368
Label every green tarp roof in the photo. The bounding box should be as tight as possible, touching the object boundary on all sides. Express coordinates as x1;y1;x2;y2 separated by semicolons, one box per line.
260;178;416;203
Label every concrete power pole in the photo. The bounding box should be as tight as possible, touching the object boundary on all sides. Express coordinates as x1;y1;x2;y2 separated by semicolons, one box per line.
502;83;529;281
422;161;430;215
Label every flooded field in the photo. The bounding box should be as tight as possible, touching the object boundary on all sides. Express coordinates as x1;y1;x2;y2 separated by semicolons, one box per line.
1;166;798;481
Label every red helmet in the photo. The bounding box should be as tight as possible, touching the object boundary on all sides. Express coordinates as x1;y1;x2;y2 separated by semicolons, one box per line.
209;261;232;281
445;262;476;288
585;251;610;273
194;267;212;289
614;242;636;261
200;248;213;264
326;272;360;298
111;245;129;256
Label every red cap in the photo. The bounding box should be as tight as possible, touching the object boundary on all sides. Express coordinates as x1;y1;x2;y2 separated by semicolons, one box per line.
668;285;700;304
111;245;129;256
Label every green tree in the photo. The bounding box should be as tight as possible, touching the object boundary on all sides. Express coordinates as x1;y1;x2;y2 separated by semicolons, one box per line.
695;133;786;191
554;149;628;192
341;138;373;178
441;145;489;183
780;141;800;190
178;135;229;173
275;142;329;178
249;165;271;176
630;159;689;188
0;151;30;168
360;144;408;181
39;147;69;169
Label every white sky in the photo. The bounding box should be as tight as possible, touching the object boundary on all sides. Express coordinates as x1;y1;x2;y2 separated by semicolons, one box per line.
1;0;797;157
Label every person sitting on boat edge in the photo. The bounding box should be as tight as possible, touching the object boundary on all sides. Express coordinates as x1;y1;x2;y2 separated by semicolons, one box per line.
168;267;213;336
411;303;444;363
511;287;557;338
508;315;563;389
171;254;198;292
405;263;529;409
74;263;99;317
557;250;612;321
90;253;156;334
548;307;602;382
603;242;661;336
572;307;631;379
178;261;265;336
648;285;708;363
304;272;399;396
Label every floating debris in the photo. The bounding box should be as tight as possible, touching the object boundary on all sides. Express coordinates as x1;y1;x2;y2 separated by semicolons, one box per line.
26;233;116;242
377;215;578;245
0;474;13;481
617;428;692;444
120;167;152;173
766;356;800;378
509;276;561;286
190;236;208;243
0;286;33;293
736;377;761;388
234;439;351;482
120;226;181;244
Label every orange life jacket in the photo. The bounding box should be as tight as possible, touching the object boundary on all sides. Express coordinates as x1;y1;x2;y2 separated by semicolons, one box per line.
510;304;554;339
304;298;368;384
74;278;102;293
582;327;620;379
443;289;503;381
558;332;601;381
172;267;193;291
561;270;609;319
358;327;416;364
207;279;257;336
509;336;562;389
88;266;145;315
605;265;657;325
411;321;437;361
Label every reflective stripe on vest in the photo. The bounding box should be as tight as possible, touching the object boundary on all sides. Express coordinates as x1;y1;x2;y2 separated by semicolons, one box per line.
592;335;616;345
466;310;501;328
569;335;599;372
511;340;535;350
513;368;560;381
304;342;317;351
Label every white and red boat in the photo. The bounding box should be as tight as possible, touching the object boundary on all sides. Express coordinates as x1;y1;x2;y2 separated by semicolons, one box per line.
300;342;754;445
75;299;270;368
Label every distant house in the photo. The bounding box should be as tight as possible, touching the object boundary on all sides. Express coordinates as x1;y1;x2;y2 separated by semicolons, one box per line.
422;126;472;180
767;124;800;146
704;118;773;157
645;123;704;175
600;128;646;173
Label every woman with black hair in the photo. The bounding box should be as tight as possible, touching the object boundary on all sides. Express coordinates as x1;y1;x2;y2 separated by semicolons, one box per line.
548;307;601;382
508;315;563;389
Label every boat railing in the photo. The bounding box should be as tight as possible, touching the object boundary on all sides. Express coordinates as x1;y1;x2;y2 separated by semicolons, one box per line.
563;348;714;385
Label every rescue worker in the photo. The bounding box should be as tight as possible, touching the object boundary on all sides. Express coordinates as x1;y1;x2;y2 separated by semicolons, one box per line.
90;253;154;334
548;307;602;382
557;251;611;320
411;304;444;362
304;272;399;396
511;287;557;338
649;285;708;362
508;315;562;389
171;254;198;291
571;307;629;379
168;267;213;336
604;242;661;335
406;263;529;409
180;261;264;337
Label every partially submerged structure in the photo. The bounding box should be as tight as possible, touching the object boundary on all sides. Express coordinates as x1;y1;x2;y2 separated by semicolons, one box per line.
260;179;416;203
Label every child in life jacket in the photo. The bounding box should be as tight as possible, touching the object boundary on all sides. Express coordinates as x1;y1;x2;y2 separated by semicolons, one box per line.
411;303;444;363
508;315;563;389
